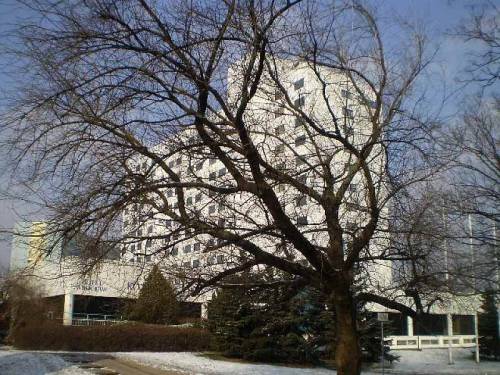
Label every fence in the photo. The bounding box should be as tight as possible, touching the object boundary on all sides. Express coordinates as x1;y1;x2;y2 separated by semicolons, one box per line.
387;335;477;350
70;313;124;326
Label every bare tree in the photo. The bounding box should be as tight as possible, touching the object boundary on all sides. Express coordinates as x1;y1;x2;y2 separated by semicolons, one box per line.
2;1;444;374
456;0;500;87
390;184;499;307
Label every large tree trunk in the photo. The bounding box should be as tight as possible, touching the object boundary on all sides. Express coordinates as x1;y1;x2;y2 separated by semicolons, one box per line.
333;287;362;375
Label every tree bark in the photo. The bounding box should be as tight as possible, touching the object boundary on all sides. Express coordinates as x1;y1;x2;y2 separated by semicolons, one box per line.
333;286;362;375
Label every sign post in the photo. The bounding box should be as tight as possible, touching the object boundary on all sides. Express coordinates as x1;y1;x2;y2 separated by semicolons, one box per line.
377;312;389;375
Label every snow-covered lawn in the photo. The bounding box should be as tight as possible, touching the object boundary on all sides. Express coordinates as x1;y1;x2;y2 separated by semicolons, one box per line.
117;351;335;374
391;349;500;374
1;348;499;374
117;349;500;375
0;350;90;375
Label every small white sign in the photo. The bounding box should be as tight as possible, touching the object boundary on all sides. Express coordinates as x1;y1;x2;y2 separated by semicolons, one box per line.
377;312;389;322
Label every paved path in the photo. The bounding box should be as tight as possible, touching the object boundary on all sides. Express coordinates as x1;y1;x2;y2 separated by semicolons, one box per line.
60;353;189;375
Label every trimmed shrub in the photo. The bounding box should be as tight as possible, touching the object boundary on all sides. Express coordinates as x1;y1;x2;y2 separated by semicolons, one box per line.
10;322;210;352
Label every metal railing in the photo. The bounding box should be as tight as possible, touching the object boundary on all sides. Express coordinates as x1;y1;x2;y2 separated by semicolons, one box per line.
71;313;125;326
387;335;477;350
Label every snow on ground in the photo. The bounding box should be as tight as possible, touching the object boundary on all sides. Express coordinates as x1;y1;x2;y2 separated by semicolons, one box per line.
117;352;336;375
0;350;90;375
389;348;500;374
118;349;500;375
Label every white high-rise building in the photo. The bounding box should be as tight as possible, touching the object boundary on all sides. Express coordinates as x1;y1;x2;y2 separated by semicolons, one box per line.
122;60;388;278
121;60;479;349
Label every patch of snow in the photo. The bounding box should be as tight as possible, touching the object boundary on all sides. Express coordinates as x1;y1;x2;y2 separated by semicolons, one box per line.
388;348;500;374
117;352;337;375
0;350;91;375
117;349;500;375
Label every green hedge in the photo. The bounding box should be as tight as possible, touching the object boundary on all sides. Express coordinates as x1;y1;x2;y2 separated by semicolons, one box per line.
10;322;211;352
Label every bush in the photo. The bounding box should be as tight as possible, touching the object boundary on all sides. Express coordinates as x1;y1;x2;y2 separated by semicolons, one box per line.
10;322;211;352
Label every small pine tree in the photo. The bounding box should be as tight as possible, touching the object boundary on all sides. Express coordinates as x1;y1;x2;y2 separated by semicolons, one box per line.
129;265;179;325
479;291;500;360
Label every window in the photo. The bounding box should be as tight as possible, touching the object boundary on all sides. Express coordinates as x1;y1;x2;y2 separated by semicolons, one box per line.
348;183;357;193
275;106;285;118
294;78;304;90
218;218;226;228
275;125;285;135
295;135;306;146
147;225;153;233
218;203;224;212
343;107;354;119
195;193;202;202
274;89;284;100
207;238;215;247
276;162;286;171
275;144;285;154
176;157;182;165
183;261;191;268
345;126;354;136
192;259;200;268
194;242;201;252
296;196;307;207
294;96;305;107
216;254;225;264
146;239;152;248
167;189;174;198
186;197;193;205
172;202;178;209
208;205;216;214
297;216;308;225
137;228;143;236
218;168;227;177
296;156;306;167
165;219;172;228
341;89;352;99
294;117;305;128
196;161;203;171
184;244;191;253
171;247;178;256
141;161;148;169
146;255;152;262
137;242;142;251
209;172;216;181
344;221;355;233
168;160;175;168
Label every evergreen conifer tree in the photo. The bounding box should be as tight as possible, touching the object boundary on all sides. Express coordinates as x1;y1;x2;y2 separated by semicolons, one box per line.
129;265;179;324
479;291;500;360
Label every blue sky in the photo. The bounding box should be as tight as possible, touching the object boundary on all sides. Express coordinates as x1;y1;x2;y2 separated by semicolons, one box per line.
0;0;497;270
